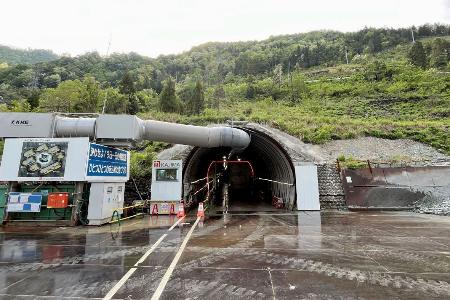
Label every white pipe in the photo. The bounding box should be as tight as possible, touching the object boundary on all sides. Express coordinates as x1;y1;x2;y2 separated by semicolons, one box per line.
142;120;250;149
0;113;250;149
55;116;96;138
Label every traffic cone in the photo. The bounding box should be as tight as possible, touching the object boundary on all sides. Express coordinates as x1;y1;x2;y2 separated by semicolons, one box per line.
151;203;159;215
169;203;176;215
177;201;185;218
197;202;205;218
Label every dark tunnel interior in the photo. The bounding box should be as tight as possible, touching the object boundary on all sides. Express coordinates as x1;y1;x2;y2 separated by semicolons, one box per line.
183;128;297;212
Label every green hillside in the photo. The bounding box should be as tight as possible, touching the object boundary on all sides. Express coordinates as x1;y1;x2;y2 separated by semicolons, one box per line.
0;24;449;159
0;45;58;66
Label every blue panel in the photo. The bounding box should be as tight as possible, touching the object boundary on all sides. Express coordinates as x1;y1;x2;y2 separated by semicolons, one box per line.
86;143;128;177
27;194;43;203
22;204;31;211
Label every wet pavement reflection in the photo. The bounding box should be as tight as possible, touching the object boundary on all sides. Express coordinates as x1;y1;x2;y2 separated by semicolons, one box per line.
0;211;449;299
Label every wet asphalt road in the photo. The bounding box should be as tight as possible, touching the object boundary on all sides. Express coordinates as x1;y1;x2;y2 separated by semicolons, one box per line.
0;211;449;299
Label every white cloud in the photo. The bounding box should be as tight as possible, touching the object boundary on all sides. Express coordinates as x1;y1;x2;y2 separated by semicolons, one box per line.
0;0;447;57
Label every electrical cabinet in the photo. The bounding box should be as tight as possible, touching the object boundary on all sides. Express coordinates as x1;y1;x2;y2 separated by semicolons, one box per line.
87;182;125;225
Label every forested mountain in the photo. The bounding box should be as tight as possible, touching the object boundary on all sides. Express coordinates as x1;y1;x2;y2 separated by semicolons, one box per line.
0;23;449;160
0;45;58;66
1;23;449;96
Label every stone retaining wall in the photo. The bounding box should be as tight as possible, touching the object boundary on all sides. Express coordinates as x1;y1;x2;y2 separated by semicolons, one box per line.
317;164;346;209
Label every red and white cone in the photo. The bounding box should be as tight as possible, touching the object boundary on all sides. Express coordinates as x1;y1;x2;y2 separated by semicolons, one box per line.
177;201;185;218
197;202;205;218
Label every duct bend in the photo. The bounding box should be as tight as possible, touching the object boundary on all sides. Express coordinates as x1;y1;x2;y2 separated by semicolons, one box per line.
142;120;250;149
55;116;96;138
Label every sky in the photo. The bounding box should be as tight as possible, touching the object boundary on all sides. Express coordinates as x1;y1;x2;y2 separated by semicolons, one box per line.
1;0;449;57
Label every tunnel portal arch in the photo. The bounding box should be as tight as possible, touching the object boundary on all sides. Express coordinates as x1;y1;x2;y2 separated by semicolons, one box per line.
183;127;297;211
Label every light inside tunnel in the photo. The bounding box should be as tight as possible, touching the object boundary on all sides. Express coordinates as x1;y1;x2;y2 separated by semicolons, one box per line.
183;128;296;211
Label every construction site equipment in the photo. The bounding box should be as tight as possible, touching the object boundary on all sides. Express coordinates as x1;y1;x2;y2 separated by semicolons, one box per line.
0;112;254;226
0;113;251;149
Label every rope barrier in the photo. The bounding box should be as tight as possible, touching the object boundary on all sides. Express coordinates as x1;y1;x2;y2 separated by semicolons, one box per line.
189;177;207;184
256;177;294;186
109;213;144;224
193;183;209;196
109;202;146;225
113;203;145;212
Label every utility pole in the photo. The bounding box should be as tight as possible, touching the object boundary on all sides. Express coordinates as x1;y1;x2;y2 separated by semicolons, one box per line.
101;36;112;114
345;48;349;64
411;28;415;43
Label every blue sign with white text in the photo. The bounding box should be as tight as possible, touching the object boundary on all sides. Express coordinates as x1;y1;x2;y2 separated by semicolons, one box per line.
86;143;128;177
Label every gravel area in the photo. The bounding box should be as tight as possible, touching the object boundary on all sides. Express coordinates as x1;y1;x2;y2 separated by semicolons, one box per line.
415;196;450;216
312;137;450;165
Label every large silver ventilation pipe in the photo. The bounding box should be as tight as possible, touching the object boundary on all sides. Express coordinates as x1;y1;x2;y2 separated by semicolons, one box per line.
0;113;250;149
54;116;96;138
142;120;250;149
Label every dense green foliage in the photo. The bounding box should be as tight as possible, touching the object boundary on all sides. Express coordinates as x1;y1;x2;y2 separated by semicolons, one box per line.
130;142;168;177
0;24;449;159
0;45;58;65
138;63;450;154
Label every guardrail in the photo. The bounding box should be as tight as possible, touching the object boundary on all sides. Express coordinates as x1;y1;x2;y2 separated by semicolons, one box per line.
110;202;146;225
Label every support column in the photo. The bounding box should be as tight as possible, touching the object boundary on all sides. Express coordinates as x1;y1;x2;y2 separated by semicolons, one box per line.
71;182;85;226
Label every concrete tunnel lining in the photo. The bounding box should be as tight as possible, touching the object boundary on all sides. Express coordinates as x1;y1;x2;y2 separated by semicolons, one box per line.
183;127;297;210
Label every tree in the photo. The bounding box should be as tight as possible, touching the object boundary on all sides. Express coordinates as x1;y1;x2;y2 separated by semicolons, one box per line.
187;80;205;115
77;76;101;112
408;41;427;69
245;76;256;99
119;72;139;114
119;72;136;95
272;64;283;87
10;99;31;112
38;80;84;112
136;89;158;112
103;88;128;114
290;71;308;103
39;78;102;113
364;60;392;81
159;77;179;113
212;85;225;110
43;74;61;88
430;38;449;69
127;95;140;115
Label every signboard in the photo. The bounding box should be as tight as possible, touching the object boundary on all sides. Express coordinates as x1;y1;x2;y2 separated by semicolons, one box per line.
0;138;129;183
85;143;129;181
0;138;89;182
151;160;182;201
18;140;68;178
7;192;42;212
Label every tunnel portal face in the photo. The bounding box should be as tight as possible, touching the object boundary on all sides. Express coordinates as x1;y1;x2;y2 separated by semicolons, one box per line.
183;128;296;212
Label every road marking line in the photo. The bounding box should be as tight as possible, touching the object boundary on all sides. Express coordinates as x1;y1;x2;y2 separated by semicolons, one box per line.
267;267;276;300
102;216;185;300
169;217;184;231
103;267;138;300
151;217;201;300
134;234;167;266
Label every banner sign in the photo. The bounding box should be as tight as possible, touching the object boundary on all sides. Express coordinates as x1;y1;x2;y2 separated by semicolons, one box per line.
7;192;42;212
0;138;89;182
18;141;68;178
86;143;128;178
0;138;129;182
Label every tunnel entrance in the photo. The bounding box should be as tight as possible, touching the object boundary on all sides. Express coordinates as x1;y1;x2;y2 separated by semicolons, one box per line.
183;128;296;213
